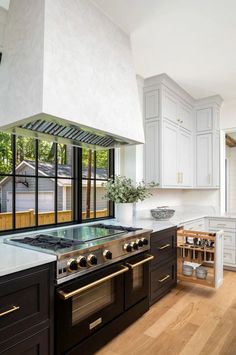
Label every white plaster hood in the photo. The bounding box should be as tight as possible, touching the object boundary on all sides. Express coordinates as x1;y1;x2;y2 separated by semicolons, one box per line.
0;0;144;148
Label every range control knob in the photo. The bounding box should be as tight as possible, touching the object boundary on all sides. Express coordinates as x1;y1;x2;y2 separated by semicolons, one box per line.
131;242;139;250
137;239;144;247
87;254;98;266
141;238;149;246
103;250;113;260
124;243;133;252
77;256;87;268
67;259;78;272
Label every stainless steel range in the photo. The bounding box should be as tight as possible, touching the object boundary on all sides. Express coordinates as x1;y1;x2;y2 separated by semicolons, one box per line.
5;223;152;284
5;223;153;354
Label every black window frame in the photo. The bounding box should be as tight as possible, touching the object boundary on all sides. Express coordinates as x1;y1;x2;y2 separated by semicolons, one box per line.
0;134;115;235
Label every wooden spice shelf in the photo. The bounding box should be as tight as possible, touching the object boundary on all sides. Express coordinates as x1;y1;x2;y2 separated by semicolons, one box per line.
177;244;215;254
177;228;223;289
177;273;215;288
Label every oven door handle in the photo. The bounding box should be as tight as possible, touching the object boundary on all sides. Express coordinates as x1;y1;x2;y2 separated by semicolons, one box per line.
126;254;154;269
57;265;129;300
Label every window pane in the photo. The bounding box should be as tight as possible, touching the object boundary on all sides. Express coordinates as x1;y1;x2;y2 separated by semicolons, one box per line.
57;179;73;223
58;144;72;178
38;141;56;176
82;149;94;179
0;132;12;175
38;178;55;225
16;136;36;175
96;182;109;218
0;176;13;230
15;176;36;228
96;150;109;179
82;180;95;220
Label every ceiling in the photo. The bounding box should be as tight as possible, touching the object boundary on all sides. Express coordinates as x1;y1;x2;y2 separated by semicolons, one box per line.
2;0;236;100
93;0;236;101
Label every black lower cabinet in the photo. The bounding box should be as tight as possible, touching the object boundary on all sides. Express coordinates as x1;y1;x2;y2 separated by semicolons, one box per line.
0;263;54;355
1;328;49;355
150;227;177;305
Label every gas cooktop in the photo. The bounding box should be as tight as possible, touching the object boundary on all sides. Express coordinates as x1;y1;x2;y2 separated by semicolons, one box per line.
5;223;151;284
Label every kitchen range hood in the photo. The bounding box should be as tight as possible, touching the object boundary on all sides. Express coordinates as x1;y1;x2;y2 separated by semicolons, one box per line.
0;0;144;149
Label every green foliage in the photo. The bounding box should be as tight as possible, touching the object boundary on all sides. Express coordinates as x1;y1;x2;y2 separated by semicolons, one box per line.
102;175;158;203
0;133;69;179
82;149;108;169
0;132;12;175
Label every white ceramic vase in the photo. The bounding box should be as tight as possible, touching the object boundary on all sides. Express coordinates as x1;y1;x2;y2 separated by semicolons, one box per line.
115;203;134;222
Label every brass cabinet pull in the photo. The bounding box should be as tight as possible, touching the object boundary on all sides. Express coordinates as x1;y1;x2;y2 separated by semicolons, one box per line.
0;305;20;317
217;224;226;227
126;254;154;269
158;275;170;283
57;265;129;300
158;244;171;250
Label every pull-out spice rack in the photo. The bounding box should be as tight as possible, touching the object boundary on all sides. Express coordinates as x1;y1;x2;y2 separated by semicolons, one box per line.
177;229;224;288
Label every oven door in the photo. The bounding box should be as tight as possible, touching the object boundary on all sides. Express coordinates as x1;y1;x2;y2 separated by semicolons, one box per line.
55;263;128;355
125;253;154;310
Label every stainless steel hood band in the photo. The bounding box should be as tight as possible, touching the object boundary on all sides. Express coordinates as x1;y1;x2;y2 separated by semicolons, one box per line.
57;265;129;300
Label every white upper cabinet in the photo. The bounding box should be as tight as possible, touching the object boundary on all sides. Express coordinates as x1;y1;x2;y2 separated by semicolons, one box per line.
179;129;192;187
162;121;192;188
143;74;223;189
144;90;159;120
162;120;179;187
196;133;212;187
196;108;213;132
178;102;192;132
144;120;160;183
163;90;178;125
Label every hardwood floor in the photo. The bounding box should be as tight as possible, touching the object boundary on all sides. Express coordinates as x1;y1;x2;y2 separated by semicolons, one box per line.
96;271;236;355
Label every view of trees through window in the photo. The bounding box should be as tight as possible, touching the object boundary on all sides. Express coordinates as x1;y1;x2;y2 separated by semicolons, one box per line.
0;132;114;232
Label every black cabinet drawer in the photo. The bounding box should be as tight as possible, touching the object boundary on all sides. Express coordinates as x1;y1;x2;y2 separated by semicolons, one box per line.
1;327;49;355
0;266;51;345
151;228;176;267
150;258;176;305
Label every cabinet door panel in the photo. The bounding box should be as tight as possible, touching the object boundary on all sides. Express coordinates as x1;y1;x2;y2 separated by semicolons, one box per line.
196;133;212;187
196;108;212;132
179;103;192;131
163;91;178;124
144;120;159;183
179;129;192;187
163;121;178;186
144;90;159;119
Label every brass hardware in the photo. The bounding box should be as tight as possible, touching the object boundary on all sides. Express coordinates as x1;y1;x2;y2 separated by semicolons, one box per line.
57;265;129;300
126;254;154;269
158;274;170;283
217;224;226;227
158;244;171;250
0;305;20;317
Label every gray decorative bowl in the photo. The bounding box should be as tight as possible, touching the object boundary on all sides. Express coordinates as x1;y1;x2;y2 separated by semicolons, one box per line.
150;207;175;221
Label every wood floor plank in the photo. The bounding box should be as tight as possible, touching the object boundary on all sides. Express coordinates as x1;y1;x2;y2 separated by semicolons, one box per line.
97;271;236;355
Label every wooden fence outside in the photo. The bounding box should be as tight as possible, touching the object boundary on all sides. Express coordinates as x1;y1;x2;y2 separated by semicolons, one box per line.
0;209;108;230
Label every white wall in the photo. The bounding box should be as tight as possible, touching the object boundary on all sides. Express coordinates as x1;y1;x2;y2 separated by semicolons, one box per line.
221;99;236;131
0;6;7;50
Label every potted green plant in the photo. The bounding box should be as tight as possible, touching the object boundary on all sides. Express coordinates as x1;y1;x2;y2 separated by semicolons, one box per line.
102;176;158;221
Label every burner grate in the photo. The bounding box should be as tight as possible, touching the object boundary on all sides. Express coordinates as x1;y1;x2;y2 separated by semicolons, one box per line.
11;234;83;251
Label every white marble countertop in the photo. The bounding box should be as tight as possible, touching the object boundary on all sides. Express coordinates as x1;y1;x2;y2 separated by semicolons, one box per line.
0;244;56;278
1;206;235;278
